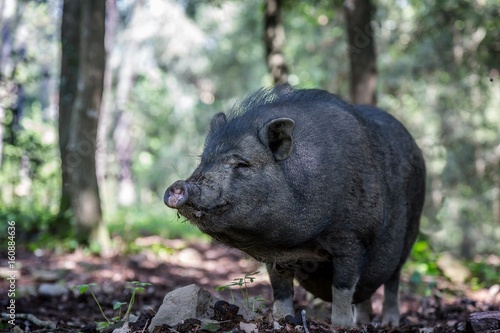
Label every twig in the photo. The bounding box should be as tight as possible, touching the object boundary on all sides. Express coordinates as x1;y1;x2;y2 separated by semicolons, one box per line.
301;310;310;333
1;313;57;329
141;318;150;333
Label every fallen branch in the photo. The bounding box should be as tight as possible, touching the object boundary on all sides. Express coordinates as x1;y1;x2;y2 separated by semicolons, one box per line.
1;313;57;329
467;311;500;333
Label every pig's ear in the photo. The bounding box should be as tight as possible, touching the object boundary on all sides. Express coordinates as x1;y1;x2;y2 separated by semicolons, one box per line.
259;118;295;161
210;112;227;131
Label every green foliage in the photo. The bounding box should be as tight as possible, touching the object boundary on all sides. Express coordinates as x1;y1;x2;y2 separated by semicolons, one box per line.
468;258;500;290
216;271;264;312
406;236;499;294
0;0;65;247
405;237;440;296
0;203;78;254
106;207;204;243
73;281;151;330
127;72;208;193
282;1;349;92
407;237;440;277
194;1;269;97
377;0;500;257
0;115;60;211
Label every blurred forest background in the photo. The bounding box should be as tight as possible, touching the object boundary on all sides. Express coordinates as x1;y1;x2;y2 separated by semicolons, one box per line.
0;0;499;285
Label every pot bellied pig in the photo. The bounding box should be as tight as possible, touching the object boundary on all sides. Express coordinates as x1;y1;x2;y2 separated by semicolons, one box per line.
164;87;426;328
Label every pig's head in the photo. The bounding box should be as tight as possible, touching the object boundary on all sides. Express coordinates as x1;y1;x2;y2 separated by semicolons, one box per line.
164;108;299;248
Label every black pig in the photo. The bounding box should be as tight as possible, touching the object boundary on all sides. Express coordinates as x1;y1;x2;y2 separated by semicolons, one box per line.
164;87;426;328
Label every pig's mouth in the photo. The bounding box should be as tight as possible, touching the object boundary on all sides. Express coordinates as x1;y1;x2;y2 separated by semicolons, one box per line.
164;181;230;222
178;202;231;228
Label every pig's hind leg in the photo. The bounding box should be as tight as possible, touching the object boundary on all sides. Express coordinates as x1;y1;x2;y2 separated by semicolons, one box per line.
381;269;401;326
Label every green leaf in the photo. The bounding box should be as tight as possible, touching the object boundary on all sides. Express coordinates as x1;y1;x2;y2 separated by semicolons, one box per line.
113;302;127;310
74;284;89;294
96;321;111;331
73;283;97;294
127;281;151;290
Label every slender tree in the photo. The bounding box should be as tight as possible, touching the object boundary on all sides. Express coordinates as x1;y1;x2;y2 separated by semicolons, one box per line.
64;0;110;250
264;0;288;84
344;0;377;105
111;1;144;206
58;0;80;217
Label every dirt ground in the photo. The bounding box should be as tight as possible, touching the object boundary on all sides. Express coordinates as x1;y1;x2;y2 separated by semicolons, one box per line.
0;236;499;333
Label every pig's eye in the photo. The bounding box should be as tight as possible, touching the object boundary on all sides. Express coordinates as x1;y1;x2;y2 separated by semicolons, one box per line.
230;157;250;169
234;161;250;168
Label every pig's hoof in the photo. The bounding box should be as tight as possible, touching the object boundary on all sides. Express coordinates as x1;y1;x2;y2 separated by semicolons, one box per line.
272;299;295;320
330;315;355;329
381;312;400;327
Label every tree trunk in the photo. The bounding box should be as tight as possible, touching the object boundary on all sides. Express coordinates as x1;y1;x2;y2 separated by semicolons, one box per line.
264;0;288;85
344;0;377;105
58;0;81;216
110;0;145;207
97;0;118;203
0;0;21;169
67;0;110;251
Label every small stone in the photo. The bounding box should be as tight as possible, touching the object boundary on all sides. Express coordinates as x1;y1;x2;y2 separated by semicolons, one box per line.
32;270;59;282
239;322;258;333
419;328;434;333
38;283;68;297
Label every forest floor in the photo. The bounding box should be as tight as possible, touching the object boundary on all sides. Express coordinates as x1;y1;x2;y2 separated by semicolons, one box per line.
0;236;499;333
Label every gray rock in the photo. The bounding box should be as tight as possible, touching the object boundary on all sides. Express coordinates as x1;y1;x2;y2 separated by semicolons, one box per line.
148;284;219;331
149;284;264;331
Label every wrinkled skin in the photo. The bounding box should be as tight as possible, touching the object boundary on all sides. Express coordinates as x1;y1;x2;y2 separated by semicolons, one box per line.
164;87;426;328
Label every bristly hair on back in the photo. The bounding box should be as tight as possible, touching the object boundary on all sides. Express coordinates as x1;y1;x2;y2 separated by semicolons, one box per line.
226;84;293;118
225;84;345;120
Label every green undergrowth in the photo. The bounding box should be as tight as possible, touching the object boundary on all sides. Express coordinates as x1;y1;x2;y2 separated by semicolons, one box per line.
405;237;499;294
106;206;204;243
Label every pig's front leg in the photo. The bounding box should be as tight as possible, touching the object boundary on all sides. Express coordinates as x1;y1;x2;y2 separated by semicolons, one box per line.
330;243;364;328
331;284;357;327
267;263;295;318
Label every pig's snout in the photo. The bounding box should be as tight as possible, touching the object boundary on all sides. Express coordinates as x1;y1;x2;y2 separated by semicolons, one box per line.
164;181;188;208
